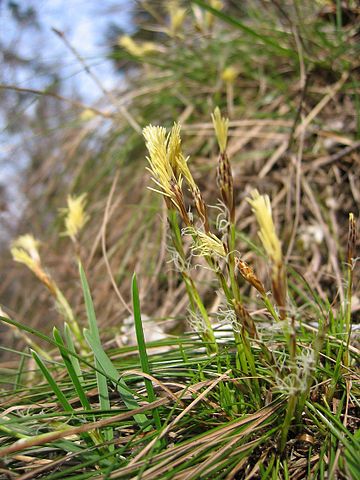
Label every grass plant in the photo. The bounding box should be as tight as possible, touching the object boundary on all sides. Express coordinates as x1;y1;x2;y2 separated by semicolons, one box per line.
1;1;359;478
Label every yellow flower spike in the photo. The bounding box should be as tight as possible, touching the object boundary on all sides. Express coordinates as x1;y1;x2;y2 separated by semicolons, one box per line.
143;125;174;199
167;1;187;36
167;123;182;173
221;66;238;84
144;123;197;202
167;123;196;190
80;109;96;122
61;194;89;242
247;190;287;320
205;0;224;28
211;107;229;154
118;35;159;56
11;234;41;274
11;234;58;296
247;190;282;265
185;227;226;258
11;247;38;273
11;234;41;265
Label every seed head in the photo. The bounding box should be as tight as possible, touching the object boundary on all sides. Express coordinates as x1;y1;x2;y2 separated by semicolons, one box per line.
192;185;210;233
235;257;266;295
217;151;234;221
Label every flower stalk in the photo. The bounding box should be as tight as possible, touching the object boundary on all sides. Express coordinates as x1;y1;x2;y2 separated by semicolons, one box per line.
11;235;85;349
211;108;260;383
143;126;218;354
344;212;356;366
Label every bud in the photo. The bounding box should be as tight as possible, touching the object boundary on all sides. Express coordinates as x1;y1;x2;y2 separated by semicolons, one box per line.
347;212;357;266
221;66;238;84
211;107;228;154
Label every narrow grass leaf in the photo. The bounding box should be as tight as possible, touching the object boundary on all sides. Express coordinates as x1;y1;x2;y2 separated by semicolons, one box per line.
84;329;148;427
78;263;114;446
191;0;295;57
79;261;100;342
132;273;161;430
53;327;92;412
31;349;73;412
64;322;84;383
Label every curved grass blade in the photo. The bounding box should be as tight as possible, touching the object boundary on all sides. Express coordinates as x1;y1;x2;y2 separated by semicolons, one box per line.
31;349;73;412
84;329;148;427
191;0;295;57
64;322;84;383
53;327;92;412
79;259;147;427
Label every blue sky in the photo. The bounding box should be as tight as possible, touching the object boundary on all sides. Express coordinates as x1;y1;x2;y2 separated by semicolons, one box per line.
1;0;134;100
0;1;135;235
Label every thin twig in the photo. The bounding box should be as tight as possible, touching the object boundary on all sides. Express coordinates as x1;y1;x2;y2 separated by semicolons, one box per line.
52;28;141;133
0;84;113;118
101;171;132;315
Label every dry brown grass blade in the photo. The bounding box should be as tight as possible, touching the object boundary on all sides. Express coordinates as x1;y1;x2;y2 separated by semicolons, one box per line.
129;370;232;465
0;397;169;457
181;408;276;480
100;170;132;315
120;369;183;404
294;72;349;139
301;177;344;302
0;84;113;118
105;401;281;480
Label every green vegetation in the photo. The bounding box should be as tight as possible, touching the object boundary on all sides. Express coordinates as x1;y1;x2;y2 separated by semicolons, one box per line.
1;1;359;478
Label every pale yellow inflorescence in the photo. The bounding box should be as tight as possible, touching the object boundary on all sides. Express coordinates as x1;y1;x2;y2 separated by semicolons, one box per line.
221;66;238;84
184;227;226;258
143;125;175;200
168;124;196;190
167;1;187;36
247;189;282;265
61;194;89;241
143;123;196;199
211;107;229;154
11;234;41;271
118;35;159;57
